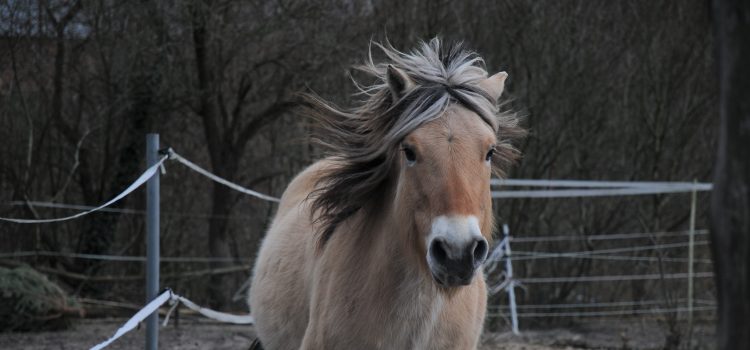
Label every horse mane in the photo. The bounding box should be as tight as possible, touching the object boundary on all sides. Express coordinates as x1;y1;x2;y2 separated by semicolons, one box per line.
302;37;525;245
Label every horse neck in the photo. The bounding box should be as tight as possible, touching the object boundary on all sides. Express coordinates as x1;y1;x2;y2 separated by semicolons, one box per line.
363;190;436;298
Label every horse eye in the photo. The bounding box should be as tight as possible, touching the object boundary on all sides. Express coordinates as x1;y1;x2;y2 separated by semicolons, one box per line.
403;147;417;164
485;148;495;162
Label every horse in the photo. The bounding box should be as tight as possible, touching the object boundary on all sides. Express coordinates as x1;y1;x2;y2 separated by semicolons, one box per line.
248;38;524;350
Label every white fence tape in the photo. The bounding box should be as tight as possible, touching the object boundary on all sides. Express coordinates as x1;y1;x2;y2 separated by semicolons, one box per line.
7;201;144;215
491;186;710;198
517;271;714;284
4;200;255;221
511;240;710;259
491;178;713;190
508;253;713;264
488;298;716;310
168;149;280;202
90;289;254;350
169;294;254;325
0;156;167;224
488;306;716;318
490;178;712;198
0;148;279;223
510;229;709;243
0;250;250;263
90;290;172;350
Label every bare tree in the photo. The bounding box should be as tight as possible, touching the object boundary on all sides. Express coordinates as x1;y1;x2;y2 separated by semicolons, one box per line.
0;0;721;321
189;0;322;307
710;0;750;349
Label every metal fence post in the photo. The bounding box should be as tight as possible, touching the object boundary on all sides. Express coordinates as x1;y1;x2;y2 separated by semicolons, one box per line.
687;180;697;331
146;134;160;350
503;224;520;335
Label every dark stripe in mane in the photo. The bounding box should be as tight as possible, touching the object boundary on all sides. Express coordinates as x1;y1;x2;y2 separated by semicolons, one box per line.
442;84;496;128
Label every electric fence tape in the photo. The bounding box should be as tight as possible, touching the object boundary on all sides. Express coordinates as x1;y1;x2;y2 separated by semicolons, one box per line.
490;178;712;198
90;289;254;350
167;149;280;202
0;155;167;224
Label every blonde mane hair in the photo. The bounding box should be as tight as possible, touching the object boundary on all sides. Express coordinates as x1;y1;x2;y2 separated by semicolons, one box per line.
303;38;525;243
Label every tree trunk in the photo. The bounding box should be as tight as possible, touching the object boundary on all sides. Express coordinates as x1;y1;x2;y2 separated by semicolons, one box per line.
208;170;238;308
192;3;240;308
77;77;149;273
710;1;750;349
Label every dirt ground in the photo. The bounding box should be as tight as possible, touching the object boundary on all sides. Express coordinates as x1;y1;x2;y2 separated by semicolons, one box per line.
0;317;716;350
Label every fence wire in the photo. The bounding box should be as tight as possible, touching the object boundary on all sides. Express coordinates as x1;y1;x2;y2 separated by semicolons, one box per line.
488;306;716;318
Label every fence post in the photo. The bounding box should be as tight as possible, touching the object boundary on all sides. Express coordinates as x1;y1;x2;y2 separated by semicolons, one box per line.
146;134;160;350
687;180;697;331
503;224;520;335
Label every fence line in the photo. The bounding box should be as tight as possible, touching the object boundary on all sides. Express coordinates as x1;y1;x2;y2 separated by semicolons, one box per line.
167;149;280;202
488;298;717;310
487;240;713;263
5;201;145;215
504;253;712;264
510;229;709;243
488;306;716;318
491;178;712;190
0;155;167;223
0;250;251;263
491;186;711;198
0;258;249;282
89;289;254;350
0;148;280;225
516;271;714;284
508;240;710;260
4;201;256;221
2;230;712;264
0;140;720;343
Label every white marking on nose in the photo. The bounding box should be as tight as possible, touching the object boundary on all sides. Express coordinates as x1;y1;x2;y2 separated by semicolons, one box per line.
427;215;483;259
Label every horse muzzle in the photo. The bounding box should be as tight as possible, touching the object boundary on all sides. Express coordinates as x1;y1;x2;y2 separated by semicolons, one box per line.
426;216;488;287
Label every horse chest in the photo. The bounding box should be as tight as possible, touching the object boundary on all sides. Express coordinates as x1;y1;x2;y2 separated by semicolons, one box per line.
309;229;454;348
366;282;445;349
404;291;445;349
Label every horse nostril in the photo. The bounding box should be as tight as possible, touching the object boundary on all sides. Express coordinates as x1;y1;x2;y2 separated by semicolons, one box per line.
430;239;448;264
472;238;488;266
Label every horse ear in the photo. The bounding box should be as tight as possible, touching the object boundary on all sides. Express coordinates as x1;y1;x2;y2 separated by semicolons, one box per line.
386;65;415;100
479;71;508;102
